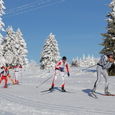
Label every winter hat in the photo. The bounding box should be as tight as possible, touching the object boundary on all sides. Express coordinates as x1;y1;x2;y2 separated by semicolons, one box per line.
62;56;67;60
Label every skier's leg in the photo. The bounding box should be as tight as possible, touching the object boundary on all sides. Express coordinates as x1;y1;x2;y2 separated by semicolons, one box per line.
0;77;2;83
61;72;66;92
49;70;58;90
7;73;14;85
15;72;19;84
102;70;109;94
0;76;3;83
3;76;8;88
92;66;102;92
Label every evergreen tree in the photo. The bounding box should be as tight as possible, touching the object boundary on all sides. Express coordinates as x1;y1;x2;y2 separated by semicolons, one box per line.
100;0;115;75
3;26;28;66
40;33;60;69
2;26;16;65
0;0;5;31
71;58;78;67
0;34;5;66
76;54;98;67
15;28;28;66
0;0;6;66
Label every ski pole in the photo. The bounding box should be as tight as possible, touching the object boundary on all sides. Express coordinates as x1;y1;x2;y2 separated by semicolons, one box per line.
36;76;52;88
36;70;57;88
82;64;97;71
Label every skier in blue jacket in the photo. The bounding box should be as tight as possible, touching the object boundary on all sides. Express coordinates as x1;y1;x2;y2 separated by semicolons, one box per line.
92;51;115;95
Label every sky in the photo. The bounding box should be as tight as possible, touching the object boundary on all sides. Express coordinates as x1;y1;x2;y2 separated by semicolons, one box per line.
3;0;111;62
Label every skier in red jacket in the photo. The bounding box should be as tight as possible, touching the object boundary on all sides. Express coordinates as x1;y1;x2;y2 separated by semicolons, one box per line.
49;56;70;92
0;64;11;88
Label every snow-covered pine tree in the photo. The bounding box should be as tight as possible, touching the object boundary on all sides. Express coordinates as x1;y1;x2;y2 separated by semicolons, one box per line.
3;27;28;66
0;0;6;67
71;58;78;67
15;28;28;66
100;0;115;75
0;0;5;31
0;34;5;66
2;26;16;65
40;33;60;69
76;54;98;67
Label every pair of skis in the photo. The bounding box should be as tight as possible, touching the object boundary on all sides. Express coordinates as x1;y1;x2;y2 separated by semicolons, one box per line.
89;90;115;99
41;87;69;93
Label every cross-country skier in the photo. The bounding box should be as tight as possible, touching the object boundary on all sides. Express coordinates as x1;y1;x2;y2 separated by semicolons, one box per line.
13;64;22;84
49;56;70;92
0;64;11;88
92;52;115;95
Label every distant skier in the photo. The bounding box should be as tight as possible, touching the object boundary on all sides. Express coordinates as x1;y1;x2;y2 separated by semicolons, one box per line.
49;56;70;92
92;52;115;95
13;64;22;84
0;64;11;88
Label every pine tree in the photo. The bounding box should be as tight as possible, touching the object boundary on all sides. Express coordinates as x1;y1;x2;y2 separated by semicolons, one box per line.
0;0;5;31
2;26;16;65
0;0;6;67
0;34;5;66
71;58;78;67
15;28;28;66
100;0;115;75
3;26;28;66
76;54;98;67
40;33;60;69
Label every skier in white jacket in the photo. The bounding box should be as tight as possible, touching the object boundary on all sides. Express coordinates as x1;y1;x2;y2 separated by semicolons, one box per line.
92;51;114;95
49;56;70;92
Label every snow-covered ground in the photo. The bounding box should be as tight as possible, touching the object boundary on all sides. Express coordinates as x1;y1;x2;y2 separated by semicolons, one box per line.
0;67;115;115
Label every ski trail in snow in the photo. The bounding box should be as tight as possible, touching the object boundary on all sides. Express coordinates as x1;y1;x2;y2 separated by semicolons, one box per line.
0;91;115;115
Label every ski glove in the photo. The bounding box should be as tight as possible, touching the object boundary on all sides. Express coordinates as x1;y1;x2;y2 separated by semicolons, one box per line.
67;72;70;77
59;67;64;72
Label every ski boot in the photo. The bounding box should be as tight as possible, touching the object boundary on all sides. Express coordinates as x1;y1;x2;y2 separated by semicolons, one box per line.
3;85;8;88
105;91;111;95
92;87;96;94
104;86;111;95
15;80;19;85
61;87;66;92
49;85;54;91
92;83;97;93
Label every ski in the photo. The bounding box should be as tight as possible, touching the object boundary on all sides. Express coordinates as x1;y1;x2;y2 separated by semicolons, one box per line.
41;89;54;93
94;91;115;96
56;88;72;93
57;88;68;93
89;91;98;99
59;90;71;93
101;94;115;96
41;88;72;93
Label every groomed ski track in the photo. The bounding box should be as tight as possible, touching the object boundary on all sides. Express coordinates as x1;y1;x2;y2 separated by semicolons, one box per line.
0;68;115;115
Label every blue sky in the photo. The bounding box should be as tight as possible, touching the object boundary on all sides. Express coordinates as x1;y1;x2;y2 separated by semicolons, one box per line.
3;0;111;62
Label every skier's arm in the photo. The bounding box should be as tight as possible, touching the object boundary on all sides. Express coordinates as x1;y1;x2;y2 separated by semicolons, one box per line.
1;66;4;69
55;61;61;69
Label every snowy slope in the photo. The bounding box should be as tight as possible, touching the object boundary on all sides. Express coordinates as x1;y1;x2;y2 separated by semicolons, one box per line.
0;67;115;115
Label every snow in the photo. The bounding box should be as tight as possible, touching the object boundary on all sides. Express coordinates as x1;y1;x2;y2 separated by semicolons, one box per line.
0;66;115;115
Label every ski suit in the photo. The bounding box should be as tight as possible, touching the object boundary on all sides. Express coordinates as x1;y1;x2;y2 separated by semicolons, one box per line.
50;60;70;88
93;55;113;93
13;65;22;84
0;66;10;88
